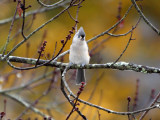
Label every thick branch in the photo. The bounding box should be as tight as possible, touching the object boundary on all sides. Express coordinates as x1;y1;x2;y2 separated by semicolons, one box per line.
1;54;160;74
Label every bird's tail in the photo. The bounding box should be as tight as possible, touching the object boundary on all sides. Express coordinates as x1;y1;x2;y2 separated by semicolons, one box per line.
76;69;86;85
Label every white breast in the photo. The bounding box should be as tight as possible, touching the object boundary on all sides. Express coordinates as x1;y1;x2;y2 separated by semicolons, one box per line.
69;41;90;65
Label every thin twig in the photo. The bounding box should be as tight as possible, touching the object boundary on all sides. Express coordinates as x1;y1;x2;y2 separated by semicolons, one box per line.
139;91;160;120
21;0;27;39
87;4;134;43
112;27;135;64
127;97;131;120
2;2;19;57
35;40;47;67
37;0;67;7
74;73;104;120
75;2;81;32
0;71;53;93
66;82;85;120
110;16;141;64
89;27;118;55
0;13;36;54
16;73;55;119
97;110;101;120
133;79;140;111
60;68;87;120
131;0;160;35
74;96;160;116
6;22;77;70
0;1;71;25
2;5;70;60
52;41;57;58
67;9;77;22
2;93;53;119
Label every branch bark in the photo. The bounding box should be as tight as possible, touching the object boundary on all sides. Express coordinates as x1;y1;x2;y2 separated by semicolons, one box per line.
1;54;160;74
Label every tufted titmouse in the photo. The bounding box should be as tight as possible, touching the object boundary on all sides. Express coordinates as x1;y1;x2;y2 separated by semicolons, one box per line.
69;27;90;85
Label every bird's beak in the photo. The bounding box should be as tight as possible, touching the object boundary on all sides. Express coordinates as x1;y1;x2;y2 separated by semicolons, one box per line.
80;36;85;41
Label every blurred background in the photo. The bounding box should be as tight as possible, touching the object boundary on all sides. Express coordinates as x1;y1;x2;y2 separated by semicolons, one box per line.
0;0;160;119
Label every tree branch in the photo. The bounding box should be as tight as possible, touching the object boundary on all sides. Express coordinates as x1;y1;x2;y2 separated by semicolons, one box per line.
0;71;53;93
2;93;53;119
2;54;160;73
2;2;18;57
52;4;136;62
0;0;71;25
60;67;87;120
37;0;68;8
2;5;70;60
131;0;160;35
87;4;134;43
60;65;160;117
139;91;160;120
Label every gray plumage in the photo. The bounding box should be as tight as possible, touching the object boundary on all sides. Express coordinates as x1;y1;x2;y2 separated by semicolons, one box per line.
77;27;85;38
76;69;86;85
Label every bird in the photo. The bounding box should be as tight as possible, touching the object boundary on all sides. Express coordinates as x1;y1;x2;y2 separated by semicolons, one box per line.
69;27;90;85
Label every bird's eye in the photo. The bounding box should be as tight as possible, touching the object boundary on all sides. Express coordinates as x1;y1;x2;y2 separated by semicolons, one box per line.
81;35;84;38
